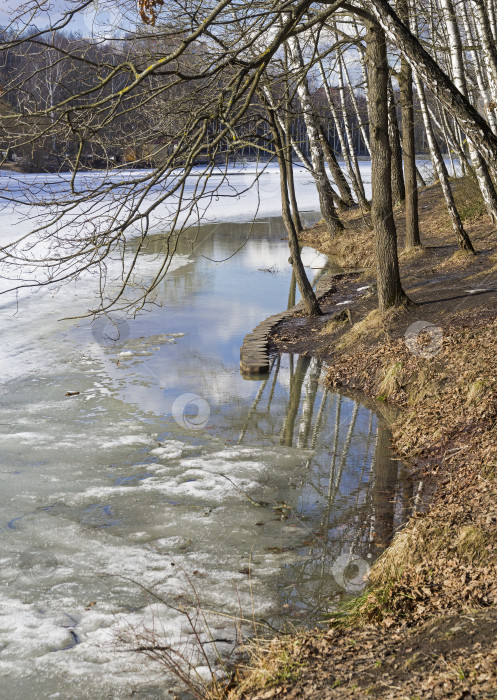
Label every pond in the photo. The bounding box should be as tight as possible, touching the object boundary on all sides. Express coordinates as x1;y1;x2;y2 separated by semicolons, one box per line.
0;211;413;698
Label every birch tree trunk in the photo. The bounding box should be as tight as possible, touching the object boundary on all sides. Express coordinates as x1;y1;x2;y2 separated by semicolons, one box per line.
338;55;369;199
339;52;371;155
487;0;497;40
365;18;409;311
283;51;304;233
461;0;497;133
262;84;344;211
266;107;323;316
430;102;471;174
317;56;370;209
363;0;497;181
317;121;355;208
397;0;421;249
471;0;497;101
414;72;475;252
286;136;304;233
388;79;406;204
286;31;344;238
437;0;497;224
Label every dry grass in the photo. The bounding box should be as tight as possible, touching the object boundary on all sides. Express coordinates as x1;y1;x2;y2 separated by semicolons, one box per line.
407;366;447;407
377;361;405;399
471;250;497;279
399;246;429;261
300;208;375;273
226;636;306;699
453;175;487;222
465;378;491;406
434;248;478;271
334;307;406;352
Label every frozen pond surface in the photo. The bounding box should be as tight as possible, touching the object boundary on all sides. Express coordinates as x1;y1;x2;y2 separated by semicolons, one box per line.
0;168;414;698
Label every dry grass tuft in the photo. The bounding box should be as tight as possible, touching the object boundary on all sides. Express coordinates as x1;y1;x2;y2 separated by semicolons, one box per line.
453;175;487;221
400;246;429;261
407;367;448;406
226;636;306;699
367;523;416;587
335;307;405;352
377;362;405;399
435;248;478;271
466;378;490;406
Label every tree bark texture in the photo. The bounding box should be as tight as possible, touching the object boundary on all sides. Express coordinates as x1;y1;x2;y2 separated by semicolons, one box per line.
365;18;408;311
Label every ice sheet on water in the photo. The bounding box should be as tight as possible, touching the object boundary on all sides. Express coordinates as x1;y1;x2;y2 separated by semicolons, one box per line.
150;439;194;460
0;487;285;697
0;165;366;697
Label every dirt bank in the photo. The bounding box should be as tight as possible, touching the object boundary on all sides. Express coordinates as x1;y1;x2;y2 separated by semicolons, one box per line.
226;177;497;699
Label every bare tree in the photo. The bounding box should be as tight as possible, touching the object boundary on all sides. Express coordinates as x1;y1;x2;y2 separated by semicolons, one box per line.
365;17;409;310
3;0;497;320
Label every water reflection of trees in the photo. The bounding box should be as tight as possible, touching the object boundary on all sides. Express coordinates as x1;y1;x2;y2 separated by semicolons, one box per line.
238;351;415;623
136;215;414;621
132;214;321;307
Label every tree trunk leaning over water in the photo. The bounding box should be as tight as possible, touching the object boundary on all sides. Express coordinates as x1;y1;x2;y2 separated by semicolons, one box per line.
286;29;344;240
283;45;304;233
262;84;345;212
365;18;410;311
266;106;322;316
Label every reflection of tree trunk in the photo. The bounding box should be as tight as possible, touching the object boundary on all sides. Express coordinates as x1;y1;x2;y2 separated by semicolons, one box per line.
399;464;414;524
237;362;273;444
319;399;359;575
332;402;359;496
303;387;329;472
266;354;281;413
371;424;397;547
297;359;322;448
328;394;342;499
281;354;311;446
